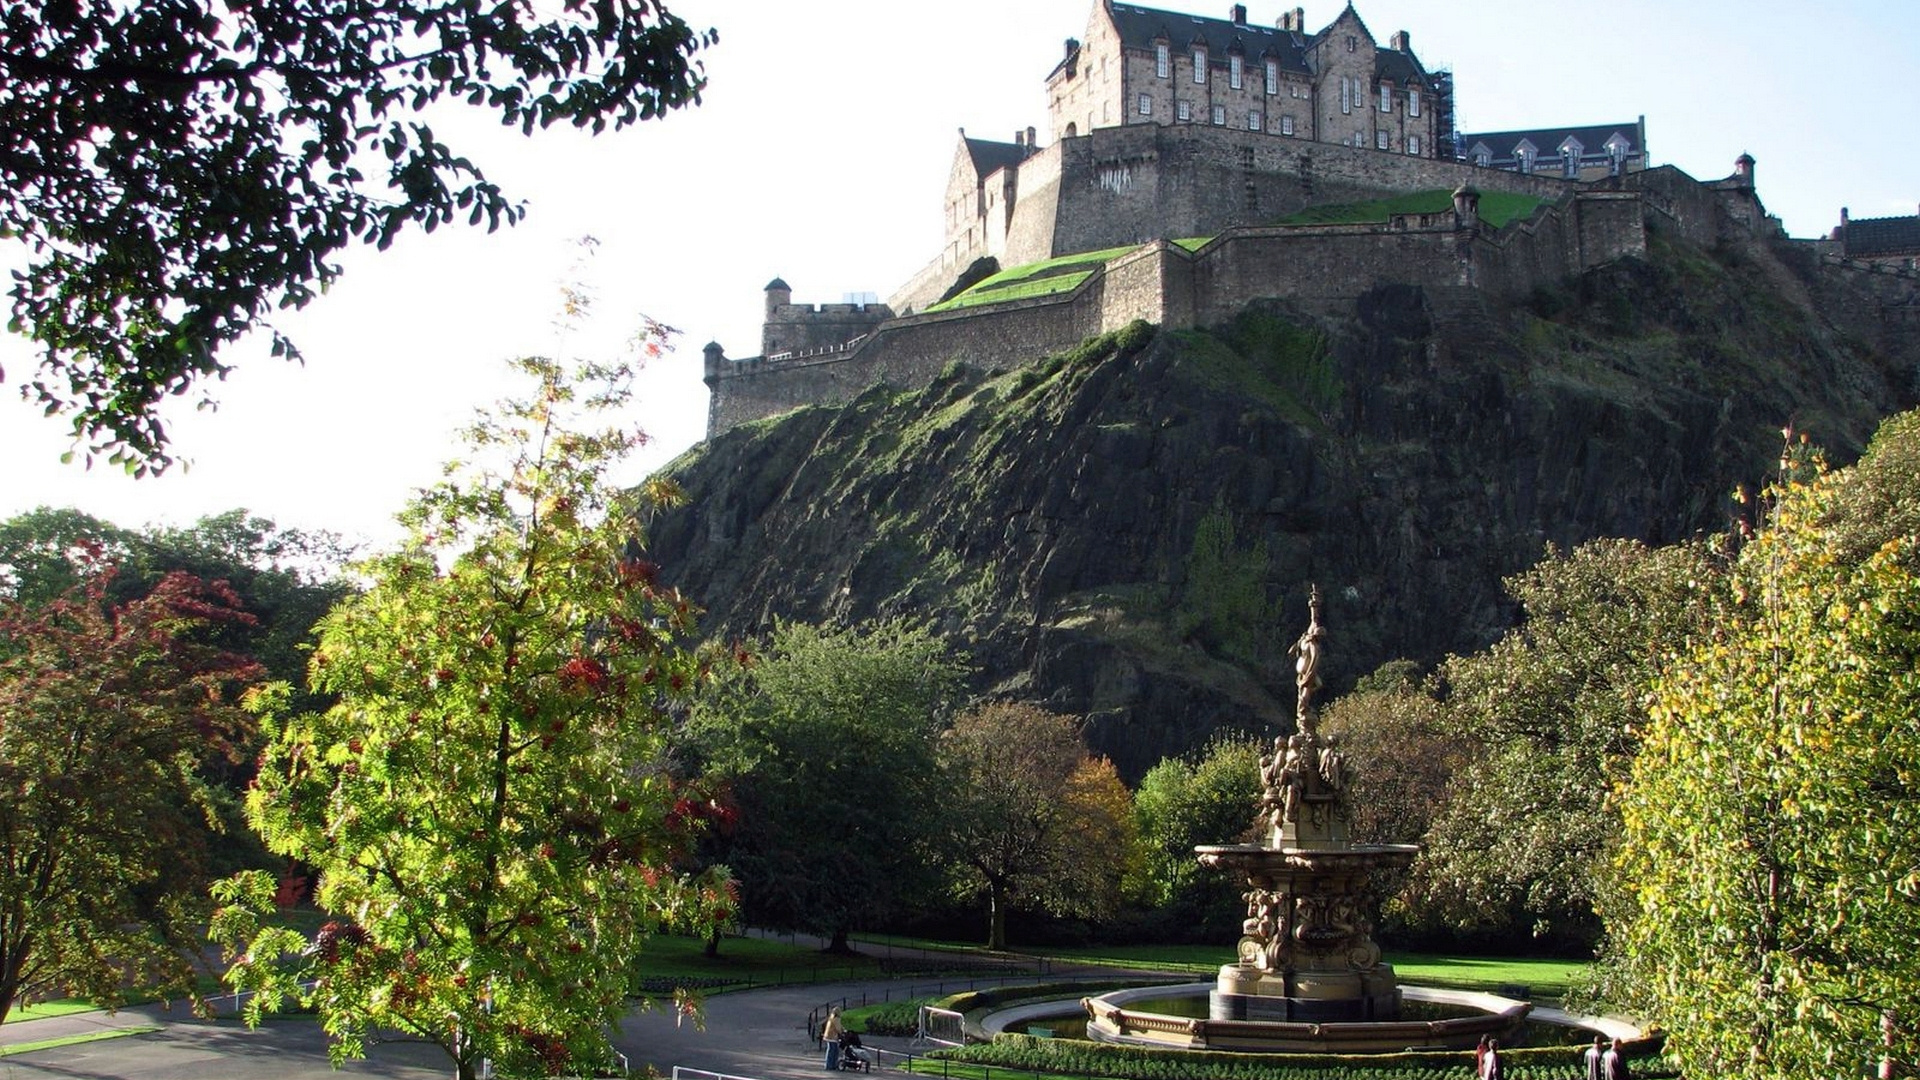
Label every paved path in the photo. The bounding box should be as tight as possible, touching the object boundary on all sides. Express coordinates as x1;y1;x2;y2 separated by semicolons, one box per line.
0;937;1081;1080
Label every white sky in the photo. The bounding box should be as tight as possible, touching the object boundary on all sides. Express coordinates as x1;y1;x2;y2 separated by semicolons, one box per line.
3;0;1916;550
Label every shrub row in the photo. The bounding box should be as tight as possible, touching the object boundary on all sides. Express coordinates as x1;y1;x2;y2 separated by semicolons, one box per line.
930;1034;1680;1080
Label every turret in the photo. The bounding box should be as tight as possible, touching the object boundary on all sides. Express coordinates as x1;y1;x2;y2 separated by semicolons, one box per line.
702;340;726;383
1733;152;1756;187
1452;184;1481;228
764;276;791;319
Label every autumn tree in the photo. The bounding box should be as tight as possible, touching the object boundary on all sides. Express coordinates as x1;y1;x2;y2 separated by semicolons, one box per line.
1608;414;1920;1079
211;339;731;1080
1;0;714;471
937;703;1131;950
0;570;263;1023
686;619;964;952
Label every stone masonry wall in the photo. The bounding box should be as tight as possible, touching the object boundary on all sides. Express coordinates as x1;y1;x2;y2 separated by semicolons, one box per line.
710;188;1659;436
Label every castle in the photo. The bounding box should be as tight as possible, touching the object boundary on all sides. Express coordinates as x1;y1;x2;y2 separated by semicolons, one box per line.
701;1;1915;438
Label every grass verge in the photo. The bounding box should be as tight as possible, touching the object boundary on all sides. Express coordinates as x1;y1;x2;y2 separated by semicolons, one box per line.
0;1025;161;1057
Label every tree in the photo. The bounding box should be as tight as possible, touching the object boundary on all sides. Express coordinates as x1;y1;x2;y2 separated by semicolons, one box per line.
685;619;965;952
1398;538;1718;950
0;508;135;608
1607;414;1920;1079
938;702;1127;950
0;570;263;1024
1128;735;1261;938
211;342;731;1080
2;0;715;472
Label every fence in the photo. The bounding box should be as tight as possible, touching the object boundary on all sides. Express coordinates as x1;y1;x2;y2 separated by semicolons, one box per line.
916;1006;966;1048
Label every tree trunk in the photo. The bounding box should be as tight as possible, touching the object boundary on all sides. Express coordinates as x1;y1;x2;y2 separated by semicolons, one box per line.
827;926;851;954
704;927;721;958
987;882;1007;951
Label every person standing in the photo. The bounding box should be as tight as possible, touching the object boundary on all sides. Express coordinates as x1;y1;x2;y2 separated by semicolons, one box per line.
1602;1036;1630;1080
1585;1034;1606;1080
822;1007;845;1071
1474;1034;1491;1077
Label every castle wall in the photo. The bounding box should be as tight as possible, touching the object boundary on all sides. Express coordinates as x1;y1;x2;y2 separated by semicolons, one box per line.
763;302;891;358
1035;125;1578;266
715;187;1674;437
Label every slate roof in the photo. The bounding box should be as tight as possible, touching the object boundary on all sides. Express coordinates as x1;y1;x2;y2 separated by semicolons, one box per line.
1374;47;1429;86
1460;123;1643;159
963;137;1032;179
1106;1;1315;75
1845;214;1920;257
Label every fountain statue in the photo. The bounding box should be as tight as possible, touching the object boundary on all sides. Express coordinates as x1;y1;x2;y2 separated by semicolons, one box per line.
1084;586;1528;1052
1195;584;1415;1023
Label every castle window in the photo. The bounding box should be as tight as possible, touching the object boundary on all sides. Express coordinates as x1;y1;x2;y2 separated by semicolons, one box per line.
1346;34;1356;52
1281;114;1294;136
1518;147;1536;171
1564;150;1579;178
1340;77;1352;114
1139;93;1152;116
1408;88;1420;117
1212;104;1226;125
1193;47;1207;83
1178;100;1191;121
1474;150;1491;167
1247;110;1261;131
1379;85;1391;113
1376;128;1389;150
1156;42;1170;78
1407;134;1421;155
1230;54;1243;89
1265;59;1278;94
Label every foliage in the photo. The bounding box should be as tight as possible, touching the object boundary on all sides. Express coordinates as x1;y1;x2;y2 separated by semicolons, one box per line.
210;341;732;1080
0;508;135;608
925;1032;1671;1080
0;570;263;1024
1607;413;1920;1080
1127;736;1261;936
1321;662;1453;847
1;0;714;472
1400;538;1718;949
1178;504;1276;664
937;703;1127;950
685;619;965;950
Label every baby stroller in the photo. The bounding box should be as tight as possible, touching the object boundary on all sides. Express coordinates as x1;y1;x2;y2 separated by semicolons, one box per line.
837;1032;873;1073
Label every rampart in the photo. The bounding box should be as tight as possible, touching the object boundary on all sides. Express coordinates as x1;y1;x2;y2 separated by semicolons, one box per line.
705;182;1681;436
893;123;1582;315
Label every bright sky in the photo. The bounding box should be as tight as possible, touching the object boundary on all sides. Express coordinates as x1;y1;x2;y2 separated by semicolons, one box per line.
3;0;1916;550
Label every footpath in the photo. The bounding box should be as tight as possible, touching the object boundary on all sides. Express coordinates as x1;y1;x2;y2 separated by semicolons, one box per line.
0;934;1121;1080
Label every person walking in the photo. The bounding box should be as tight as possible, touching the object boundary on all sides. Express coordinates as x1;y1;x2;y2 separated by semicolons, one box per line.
821;1007;845;1072
1585;1034;1606;1080
1479;1037;1504;1080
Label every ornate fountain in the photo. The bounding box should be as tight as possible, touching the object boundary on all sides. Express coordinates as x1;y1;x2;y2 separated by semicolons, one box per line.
1196;585;1415;1024
1084;587;1528;1052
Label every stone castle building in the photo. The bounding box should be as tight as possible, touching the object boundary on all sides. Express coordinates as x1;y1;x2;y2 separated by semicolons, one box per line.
698;3;1916;438
1828;206;1920;270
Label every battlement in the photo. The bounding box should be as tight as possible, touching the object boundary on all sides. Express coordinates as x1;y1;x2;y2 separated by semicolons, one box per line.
702;169;1779;437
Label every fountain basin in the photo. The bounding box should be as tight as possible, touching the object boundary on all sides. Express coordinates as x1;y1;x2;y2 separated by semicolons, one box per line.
1081;982;1531;1053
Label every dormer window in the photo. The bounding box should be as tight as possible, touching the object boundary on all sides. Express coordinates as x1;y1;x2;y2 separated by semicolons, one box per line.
1193;46;1207;83
1408;88;1420;117
1265;59;1278;94
1156;42;1170;78
1229;53;1243;90
1518;147;1536;172
1379;85;1391;113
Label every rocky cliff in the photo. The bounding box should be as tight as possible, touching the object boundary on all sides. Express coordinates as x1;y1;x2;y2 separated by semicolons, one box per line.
649;230;1919;780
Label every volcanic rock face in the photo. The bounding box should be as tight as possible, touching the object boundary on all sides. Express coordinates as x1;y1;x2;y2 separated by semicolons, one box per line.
649;233;1919;781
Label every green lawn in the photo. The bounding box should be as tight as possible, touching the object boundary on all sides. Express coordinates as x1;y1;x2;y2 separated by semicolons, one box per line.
1274;188;1546;228
632;933;887;994
3;999;97;1023
855;936;1588;998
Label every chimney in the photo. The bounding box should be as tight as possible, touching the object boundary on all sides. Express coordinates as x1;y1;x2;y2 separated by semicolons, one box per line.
1027;125;1038;149
1065;37;1079;60
1390;30;1409;52
1014;129;1025;148
1230;3;1247;25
